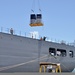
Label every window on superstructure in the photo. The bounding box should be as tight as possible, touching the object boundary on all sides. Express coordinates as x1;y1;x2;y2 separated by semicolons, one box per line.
69;51;73;58
57;49;66;57
49;48;56;56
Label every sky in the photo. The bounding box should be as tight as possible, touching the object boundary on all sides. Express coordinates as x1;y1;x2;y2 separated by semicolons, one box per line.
0;0;75;43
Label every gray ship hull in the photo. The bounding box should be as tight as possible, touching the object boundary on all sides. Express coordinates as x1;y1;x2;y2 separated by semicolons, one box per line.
0;32;75;72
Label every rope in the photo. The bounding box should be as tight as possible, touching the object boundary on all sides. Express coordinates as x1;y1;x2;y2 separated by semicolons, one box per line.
0;55;48;71
47;55;71;72
38;0;41;12
0;54;71;72
31;0;35;13
31;0;42;13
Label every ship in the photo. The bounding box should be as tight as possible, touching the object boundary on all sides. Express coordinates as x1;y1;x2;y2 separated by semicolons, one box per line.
0;32;75;73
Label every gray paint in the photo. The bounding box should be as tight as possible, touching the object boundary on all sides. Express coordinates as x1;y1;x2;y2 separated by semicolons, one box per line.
0;32;75;72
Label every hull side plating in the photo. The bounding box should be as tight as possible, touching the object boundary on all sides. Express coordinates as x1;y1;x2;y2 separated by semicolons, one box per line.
0;32;75;72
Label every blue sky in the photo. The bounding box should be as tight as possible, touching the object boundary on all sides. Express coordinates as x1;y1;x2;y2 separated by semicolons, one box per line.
0;0;75;43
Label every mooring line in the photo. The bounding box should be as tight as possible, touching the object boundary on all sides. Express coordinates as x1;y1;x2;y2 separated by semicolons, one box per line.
0;55;48;71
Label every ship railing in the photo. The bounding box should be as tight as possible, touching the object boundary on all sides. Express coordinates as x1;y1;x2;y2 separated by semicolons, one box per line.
0;27;75;47
0;27;27;37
